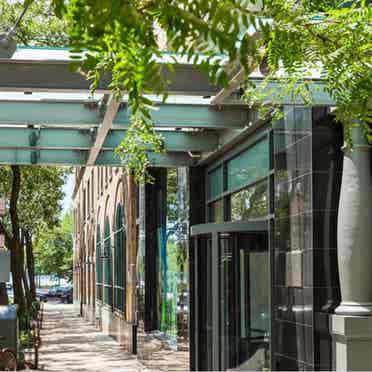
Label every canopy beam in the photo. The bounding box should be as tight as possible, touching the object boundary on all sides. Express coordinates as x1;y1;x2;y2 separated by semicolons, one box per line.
0;126;219;152
0;101;250;129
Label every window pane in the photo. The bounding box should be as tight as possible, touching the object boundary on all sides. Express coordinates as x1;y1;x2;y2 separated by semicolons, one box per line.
207;166;223;200
227;139;269;192
208;199;224;222
230;181;268;221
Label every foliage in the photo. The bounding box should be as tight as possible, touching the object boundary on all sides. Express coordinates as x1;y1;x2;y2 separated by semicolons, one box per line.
4;0;372;175
0;0;67;46
49;0;262;180
115;113;164;183
244;0;372;146
49;0;370;175
34;209;73;281
0;166;68;237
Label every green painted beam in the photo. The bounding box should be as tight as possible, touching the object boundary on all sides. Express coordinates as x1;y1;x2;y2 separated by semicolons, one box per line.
0;149;87;166
96;151;196;167
113;104;249;129
0;58;219;94
0;127;219;152
0;101;101;126
0;101;249;129
106;129;218;152
0;148;195;167
249;79;335;105
0;127;94;149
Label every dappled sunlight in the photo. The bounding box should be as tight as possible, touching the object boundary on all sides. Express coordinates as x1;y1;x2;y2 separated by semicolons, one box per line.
38;303;143;372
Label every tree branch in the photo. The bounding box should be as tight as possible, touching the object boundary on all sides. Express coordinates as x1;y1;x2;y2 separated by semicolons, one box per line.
10;165;21;241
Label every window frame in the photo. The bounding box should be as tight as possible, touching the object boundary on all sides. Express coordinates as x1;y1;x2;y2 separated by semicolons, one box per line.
114;203;126;314
206;127;272;222
96;226;103;301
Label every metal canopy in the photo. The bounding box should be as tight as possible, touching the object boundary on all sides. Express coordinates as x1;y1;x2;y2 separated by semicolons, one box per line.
0;46;334;167
0;47;237;166
0;47;220;95
0;127;219;152
0;101;249;129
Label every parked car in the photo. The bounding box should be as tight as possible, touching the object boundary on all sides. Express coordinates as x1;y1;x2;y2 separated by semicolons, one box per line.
60;287;73;303
36;288;48;302
55;287;65;297
48;286;58;297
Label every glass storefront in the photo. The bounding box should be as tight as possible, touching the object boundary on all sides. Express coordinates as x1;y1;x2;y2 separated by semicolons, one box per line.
191;129;272;370
137;168;189;349
191;224;270;371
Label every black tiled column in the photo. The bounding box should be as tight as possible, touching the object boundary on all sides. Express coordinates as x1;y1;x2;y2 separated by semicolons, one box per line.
273;107;342;371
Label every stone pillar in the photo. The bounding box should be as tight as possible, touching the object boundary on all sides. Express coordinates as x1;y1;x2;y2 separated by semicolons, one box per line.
331;315;372;371
332;125;372;371
335;125;372;315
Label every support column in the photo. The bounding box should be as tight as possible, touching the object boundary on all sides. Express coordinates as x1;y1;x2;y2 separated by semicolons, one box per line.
332;125;372;371
331;315;372;371
335;125;372;315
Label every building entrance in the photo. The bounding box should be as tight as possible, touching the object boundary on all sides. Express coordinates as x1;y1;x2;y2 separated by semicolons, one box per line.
191;221;270;371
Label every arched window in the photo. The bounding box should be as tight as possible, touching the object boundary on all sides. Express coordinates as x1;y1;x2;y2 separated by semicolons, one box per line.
103;217;113;306
96;226;102;301
114;203;126;313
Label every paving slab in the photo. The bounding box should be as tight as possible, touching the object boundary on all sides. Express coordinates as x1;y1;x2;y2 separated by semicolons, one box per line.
38;303;144;372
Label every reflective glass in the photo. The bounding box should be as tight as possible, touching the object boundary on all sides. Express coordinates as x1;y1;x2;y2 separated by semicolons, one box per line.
227;139;269;192
103;218;113;306
96;227;102;301
230;181;268;221
208;166;223;200
218;233;270;370
208;199;224;222
114;204;126;312
158;168;189;342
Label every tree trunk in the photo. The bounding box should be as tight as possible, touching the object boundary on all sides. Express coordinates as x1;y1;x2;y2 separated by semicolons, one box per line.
25;231;36;302
0;224;10;306
10;237;25;310
123;172;138;323
9;166;25;310
0;283;9;305
20;229;32;309
22;269;32;309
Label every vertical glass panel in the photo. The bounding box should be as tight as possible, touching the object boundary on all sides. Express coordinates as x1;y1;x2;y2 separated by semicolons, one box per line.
230;180;268;221
137;184;146;324
96;227;102;301
227;139;269;192
158;168;190;346
208;199;224;222
207;166;223;200
217;232;270;370
103;218;112;306
114;204;126;312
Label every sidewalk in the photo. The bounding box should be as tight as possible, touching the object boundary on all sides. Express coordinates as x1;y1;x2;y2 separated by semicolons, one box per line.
38;303;144;372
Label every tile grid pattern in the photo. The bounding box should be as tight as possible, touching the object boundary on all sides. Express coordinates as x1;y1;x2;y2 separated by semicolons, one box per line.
273;107;342;370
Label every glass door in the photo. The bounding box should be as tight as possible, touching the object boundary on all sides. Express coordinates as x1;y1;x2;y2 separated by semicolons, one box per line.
191;221;270;371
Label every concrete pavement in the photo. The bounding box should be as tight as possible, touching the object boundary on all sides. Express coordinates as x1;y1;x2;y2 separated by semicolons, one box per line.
38;303;144;372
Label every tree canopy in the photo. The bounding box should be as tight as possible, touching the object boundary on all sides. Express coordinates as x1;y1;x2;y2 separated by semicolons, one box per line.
34;209;73;281
0;166;68;239
52;1;371;165
0;0;67;46
2;0;371;176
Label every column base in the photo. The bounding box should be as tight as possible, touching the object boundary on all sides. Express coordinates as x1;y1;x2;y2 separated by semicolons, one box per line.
335;302;372;316
331;314;372;371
